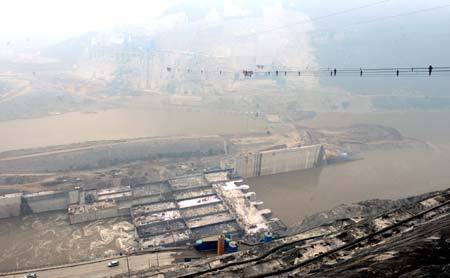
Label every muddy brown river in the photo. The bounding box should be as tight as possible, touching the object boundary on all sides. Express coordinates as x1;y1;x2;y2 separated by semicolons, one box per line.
0;108;266;152
0;212;134;272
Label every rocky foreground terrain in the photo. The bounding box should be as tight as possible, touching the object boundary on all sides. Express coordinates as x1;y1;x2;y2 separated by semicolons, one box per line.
132;188;450;278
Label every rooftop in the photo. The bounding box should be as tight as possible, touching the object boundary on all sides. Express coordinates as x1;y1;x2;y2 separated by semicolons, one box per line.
180;203;227;219
133;210;182;227
137;220;187;237
97;186;131;196
131;202;177;217
191;221;241;239
186;212;235;229
97;191;132;201
133;183;170;198
174;188;215;201
169;175;207;191
178;195;221;209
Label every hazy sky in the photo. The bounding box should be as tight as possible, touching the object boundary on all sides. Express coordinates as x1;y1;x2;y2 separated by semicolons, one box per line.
1;0;449;40
0;0;262;39
0;0;172;38
1;0;449;72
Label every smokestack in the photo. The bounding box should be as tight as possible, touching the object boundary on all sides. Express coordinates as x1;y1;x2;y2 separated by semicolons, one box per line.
217;234;225;256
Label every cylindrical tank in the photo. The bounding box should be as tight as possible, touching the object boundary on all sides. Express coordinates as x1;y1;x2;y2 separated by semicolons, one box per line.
228;241;238;253
263;231;273;243
217;234;225;256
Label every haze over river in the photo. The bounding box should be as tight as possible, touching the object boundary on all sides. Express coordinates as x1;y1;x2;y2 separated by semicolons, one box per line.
248;110;450;226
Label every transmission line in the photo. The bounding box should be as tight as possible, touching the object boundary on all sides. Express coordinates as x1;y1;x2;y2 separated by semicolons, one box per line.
164;65;450;78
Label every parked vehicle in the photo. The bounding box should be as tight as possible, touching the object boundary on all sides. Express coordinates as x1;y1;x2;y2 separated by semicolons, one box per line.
108;260;119;267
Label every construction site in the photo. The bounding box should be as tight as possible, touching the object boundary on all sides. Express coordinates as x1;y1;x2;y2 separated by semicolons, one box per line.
70;170;287;251
0;170;285;258
1;1;449;276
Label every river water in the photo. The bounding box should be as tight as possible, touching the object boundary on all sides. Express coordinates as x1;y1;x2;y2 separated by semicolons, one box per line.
247;110;450;226
0;108;265;152
0;212;135;272
1;108;449;267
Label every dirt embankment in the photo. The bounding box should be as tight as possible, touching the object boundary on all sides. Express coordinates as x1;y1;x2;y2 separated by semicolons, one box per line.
296;123;428;158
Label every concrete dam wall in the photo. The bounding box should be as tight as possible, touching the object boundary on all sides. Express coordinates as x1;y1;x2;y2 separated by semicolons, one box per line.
0;136;226;173
233;144;326;178
0;190;70;219
0;183;169;220
23;191;68;213
0;193;22;218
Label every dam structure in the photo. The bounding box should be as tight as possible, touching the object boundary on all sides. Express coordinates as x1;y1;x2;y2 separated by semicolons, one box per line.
0;170;285;251
0;135;226;173
229;144;326;178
